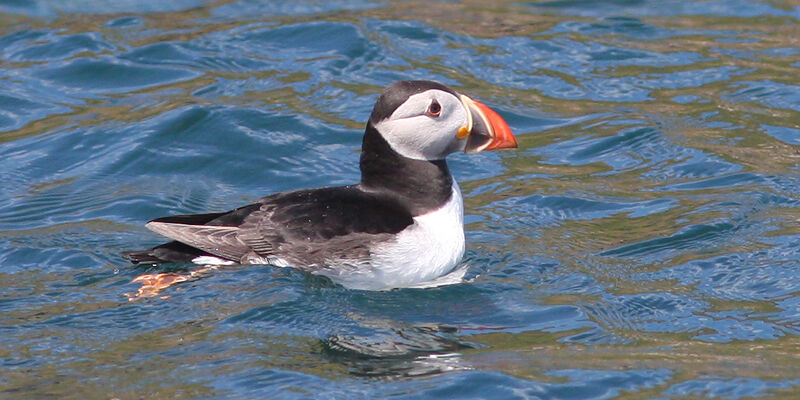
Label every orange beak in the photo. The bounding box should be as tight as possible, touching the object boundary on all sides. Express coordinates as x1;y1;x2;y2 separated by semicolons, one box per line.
460;95;518;154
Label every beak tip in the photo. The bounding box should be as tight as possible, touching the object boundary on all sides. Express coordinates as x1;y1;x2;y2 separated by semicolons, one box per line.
483;107;517;151
488;126;518;151
462;96;518;153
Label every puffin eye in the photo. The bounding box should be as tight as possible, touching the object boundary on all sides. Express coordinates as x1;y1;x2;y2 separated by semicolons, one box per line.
426;100;441;117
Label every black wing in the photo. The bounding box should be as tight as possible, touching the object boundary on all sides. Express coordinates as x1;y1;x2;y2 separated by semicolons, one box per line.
139;185;413;264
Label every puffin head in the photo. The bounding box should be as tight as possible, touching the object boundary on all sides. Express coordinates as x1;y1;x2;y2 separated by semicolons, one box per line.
368;80;517;161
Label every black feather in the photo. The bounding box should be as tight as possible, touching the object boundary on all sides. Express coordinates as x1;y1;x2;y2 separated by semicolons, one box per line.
122;241;208;264
123;79;459;268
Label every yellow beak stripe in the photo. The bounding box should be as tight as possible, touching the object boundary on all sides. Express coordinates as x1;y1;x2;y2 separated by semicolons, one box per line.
457;94;475;139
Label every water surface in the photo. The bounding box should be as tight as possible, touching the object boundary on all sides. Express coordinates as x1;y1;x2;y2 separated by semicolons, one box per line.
1;0;799;398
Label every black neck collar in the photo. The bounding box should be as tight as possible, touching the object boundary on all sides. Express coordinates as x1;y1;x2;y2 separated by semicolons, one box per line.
359;123;453;216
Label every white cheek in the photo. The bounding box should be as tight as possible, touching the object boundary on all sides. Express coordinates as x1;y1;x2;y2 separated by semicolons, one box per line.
374;102;467;161
374;117;439;160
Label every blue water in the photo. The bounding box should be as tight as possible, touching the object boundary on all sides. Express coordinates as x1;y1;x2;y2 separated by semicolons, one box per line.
2;0;799;398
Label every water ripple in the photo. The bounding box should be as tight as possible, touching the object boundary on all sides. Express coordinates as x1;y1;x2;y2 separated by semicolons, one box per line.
2;0;799;398
35;58;201;94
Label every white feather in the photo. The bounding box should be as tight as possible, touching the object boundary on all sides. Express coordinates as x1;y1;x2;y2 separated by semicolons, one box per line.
324;182;465;290
192;256;236;265
372;89;468;161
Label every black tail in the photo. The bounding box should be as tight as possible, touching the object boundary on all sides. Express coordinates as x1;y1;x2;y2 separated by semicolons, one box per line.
123;211;230;264
122;241;210;264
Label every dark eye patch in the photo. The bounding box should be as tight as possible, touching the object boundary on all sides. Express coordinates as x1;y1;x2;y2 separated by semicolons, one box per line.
427;100;441;116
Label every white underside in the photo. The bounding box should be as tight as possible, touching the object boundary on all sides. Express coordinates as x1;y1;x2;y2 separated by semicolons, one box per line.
192;182;466;290
192;255;236;265
403;262;471;289
326;182;466;290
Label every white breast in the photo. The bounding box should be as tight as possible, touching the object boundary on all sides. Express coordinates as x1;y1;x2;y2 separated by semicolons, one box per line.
342;182;466;290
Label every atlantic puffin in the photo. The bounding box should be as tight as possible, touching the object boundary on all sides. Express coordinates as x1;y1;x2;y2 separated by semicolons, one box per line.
123;80;517;290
